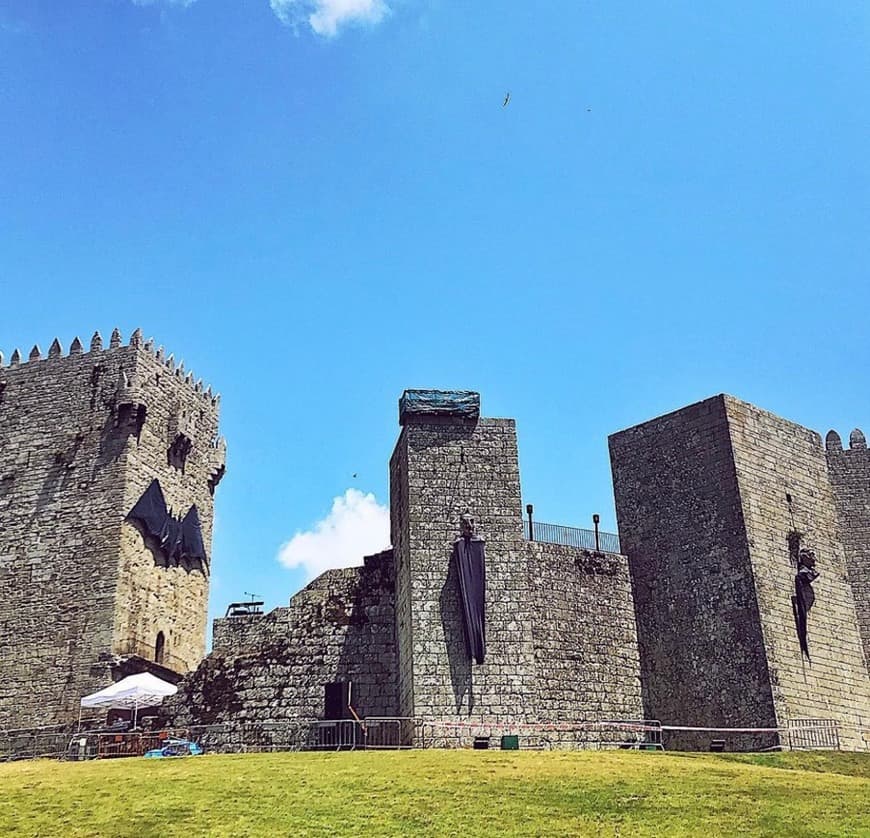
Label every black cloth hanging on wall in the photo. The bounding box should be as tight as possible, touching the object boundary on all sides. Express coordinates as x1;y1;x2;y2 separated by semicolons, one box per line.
126;479;207;569
453;535;486;664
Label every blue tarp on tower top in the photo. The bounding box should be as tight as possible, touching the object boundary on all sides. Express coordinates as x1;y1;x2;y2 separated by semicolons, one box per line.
398;389;480;425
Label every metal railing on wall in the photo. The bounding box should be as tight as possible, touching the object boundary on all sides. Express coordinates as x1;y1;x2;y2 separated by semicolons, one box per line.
523;520;621;554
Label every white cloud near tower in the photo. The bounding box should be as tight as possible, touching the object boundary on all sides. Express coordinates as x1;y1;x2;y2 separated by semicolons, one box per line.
129;0;392;38
276;488;390;580
269;0;389;37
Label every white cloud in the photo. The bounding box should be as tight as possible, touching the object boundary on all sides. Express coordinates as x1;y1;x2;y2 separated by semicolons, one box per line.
131;0;197;7
277;488;390;580
270;0;389;37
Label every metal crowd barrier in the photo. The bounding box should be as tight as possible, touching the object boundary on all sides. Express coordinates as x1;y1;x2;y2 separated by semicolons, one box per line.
306;718;415;750
415;719;664;751
0;725;74;762
5;716;868;761
787;719;841;751
65;729;195;760
184;721;311;753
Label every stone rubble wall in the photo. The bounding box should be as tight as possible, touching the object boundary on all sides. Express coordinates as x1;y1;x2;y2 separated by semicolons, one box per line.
163;550;399;740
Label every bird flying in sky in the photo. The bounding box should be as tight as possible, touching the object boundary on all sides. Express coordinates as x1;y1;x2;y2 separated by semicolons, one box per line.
503;92;510;107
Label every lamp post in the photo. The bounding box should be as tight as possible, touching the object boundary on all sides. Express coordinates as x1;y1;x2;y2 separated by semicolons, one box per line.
593;513;600;552
526;504;534;541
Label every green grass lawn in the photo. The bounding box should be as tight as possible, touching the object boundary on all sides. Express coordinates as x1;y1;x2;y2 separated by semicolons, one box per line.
1;750;868;837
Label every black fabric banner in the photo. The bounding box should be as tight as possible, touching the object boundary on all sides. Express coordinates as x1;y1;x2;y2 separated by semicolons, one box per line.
454;535;486;664
126;479;207;569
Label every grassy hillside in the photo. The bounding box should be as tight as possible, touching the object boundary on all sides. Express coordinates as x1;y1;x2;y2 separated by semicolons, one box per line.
1;750;868;837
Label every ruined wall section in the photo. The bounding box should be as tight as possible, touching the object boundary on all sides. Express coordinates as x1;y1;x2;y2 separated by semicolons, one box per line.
528;543;643;721
113;345;225;673
609;396;778;749
391;413;538;725
725;398;870;749
826;429;870;666
165;551;398;733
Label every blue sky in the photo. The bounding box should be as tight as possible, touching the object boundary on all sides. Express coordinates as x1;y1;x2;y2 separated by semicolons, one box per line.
1;1;868;638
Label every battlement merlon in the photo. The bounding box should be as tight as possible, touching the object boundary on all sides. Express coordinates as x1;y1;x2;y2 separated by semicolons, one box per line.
826;428;868;452
0;329;220;409
0;328;227;486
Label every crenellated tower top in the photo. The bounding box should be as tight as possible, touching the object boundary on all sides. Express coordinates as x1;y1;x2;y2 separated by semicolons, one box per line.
0;328;221;408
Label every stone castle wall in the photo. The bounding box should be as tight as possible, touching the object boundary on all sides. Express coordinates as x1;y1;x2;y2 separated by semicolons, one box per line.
826;429;870;667
164;551;398;735
529;543;643;722
6;355;865;754
168;396;643;743
0;331;224;730
170;540;645;739
0;340;127;729
113;347;224;673
388;428;413;718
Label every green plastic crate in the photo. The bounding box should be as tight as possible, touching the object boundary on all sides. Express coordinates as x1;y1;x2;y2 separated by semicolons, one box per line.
500;735;519;750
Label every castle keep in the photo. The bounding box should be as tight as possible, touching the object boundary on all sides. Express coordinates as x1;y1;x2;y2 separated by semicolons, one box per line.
0;331;226;731
1;333;868;751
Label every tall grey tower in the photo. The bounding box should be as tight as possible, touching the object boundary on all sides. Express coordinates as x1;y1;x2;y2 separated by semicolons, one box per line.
0;330;226;729
610;395;870;750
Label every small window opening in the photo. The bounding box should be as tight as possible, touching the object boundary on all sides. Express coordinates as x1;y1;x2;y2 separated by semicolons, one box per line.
155;631;166;665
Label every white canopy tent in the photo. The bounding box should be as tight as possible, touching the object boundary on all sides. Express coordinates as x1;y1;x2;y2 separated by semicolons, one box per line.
80;672;178;728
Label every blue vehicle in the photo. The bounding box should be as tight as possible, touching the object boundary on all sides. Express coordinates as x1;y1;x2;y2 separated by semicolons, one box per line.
144;738;203;758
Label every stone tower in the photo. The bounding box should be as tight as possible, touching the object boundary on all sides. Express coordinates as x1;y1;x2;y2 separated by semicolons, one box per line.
825;428;870;666
389;390;539;723
610;395;870;750
0;330;226;729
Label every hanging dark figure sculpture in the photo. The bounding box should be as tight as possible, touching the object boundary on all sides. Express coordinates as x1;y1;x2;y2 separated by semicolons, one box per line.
453;512;486;664
792;548;819;661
